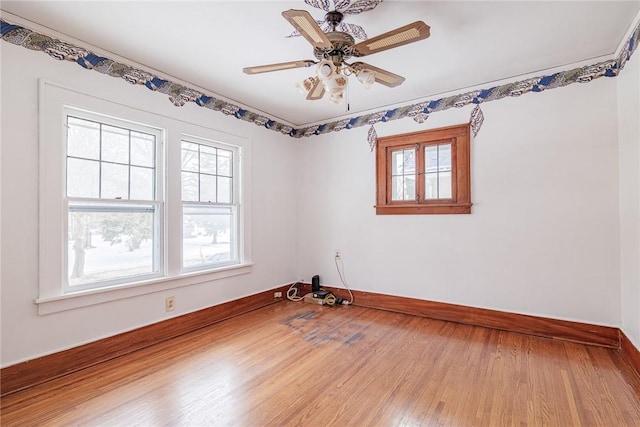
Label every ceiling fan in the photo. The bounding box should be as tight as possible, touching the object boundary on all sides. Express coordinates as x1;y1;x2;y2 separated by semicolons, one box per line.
243;7;430;104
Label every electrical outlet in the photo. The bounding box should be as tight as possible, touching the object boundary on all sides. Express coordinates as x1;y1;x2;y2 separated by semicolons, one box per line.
274;291;282;298
165;296;175;312
335;249;341;258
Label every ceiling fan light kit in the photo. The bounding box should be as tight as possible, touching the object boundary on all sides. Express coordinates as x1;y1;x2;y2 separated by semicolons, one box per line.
243;4;430;104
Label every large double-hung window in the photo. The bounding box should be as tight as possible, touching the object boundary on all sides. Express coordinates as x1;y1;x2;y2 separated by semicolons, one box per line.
38;82;250;314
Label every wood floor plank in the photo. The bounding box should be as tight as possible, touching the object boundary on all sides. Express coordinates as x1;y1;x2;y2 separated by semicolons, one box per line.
1;301;639;426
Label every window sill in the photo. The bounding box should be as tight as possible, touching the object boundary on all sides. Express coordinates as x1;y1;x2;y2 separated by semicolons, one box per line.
375;203;472;215
35;262;254;315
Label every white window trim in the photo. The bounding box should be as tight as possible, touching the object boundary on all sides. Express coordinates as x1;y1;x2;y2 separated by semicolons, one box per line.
35;264;253;315
38;80;252;315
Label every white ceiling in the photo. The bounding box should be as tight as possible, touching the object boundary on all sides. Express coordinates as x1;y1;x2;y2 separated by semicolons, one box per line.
2;1;639;127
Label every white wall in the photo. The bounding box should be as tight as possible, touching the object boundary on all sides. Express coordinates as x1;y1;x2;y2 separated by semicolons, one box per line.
2;29;638;369
0;42;298;367
618;52;640;349
296;77;622;326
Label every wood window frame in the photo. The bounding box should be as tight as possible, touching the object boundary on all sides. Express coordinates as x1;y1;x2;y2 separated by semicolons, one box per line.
375;123;472;215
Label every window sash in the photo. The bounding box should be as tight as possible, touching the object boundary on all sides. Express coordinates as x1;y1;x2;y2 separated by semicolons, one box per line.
389;148;416;202
385;140;458;205
66;115;158;201
180;140;235;204
181;203;239;271
64;200;163;293
422;141;456;202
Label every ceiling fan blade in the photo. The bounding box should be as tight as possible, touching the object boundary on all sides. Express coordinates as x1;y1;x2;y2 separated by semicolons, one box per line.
353;21;430;56
286;20;326;38
306;78;326;100
351;62;406;87
282;9;333;49
243;60;316;75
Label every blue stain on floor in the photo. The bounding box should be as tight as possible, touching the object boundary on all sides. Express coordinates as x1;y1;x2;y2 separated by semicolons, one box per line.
281;309;364;346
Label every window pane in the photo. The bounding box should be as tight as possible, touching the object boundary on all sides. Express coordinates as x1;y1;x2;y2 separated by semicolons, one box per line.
392;176;415;201
130;166;154;200
439;144;452;171
403;149;415;174
181;171;199;202
200;144;216;156
200;151;217;175
101;125;129;164
181;142;199;172
183;205;234;269
68;208;155;286
217;149;232;176
425;145;438;173
200;174;216;203
439;170;452;199
425;173;438;200
67;117;100;160
67;158;100;198
391;150;403;175
404;175;416;200
217;176;232;203
101;163;129;199
130;132;155;167
391;176;402;200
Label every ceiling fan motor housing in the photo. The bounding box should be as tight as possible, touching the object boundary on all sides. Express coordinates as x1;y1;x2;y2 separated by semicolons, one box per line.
313;31;362;66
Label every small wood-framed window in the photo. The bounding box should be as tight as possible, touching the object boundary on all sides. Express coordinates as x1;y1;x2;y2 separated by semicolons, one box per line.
375;123;472;215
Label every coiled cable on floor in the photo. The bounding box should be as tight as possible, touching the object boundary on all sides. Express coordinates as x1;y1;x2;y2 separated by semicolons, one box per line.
287;282;306;302
324;294;337;306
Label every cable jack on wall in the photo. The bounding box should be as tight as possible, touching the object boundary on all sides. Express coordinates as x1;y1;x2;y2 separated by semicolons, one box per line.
334;250;354;305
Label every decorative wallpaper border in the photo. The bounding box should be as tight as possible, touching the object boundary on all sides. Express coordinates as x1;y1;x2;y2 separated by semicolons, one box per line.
1;17;639;139
298;18;640;138
0;19;296;136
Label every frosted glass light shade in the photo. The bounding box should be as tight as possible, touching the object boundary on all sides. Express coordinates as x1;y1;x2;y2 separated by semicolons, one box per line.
357;69;375;89
296;77;315;95
316;60;335;80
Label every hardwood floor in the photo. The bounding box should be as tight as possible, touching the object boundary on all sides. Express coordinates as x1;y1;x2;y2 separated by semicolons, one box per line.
2;301;639;426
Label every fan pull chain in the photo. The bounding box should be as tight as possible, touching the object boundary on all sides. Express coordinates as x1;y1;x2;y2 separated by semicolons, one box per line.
346;79;350;112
